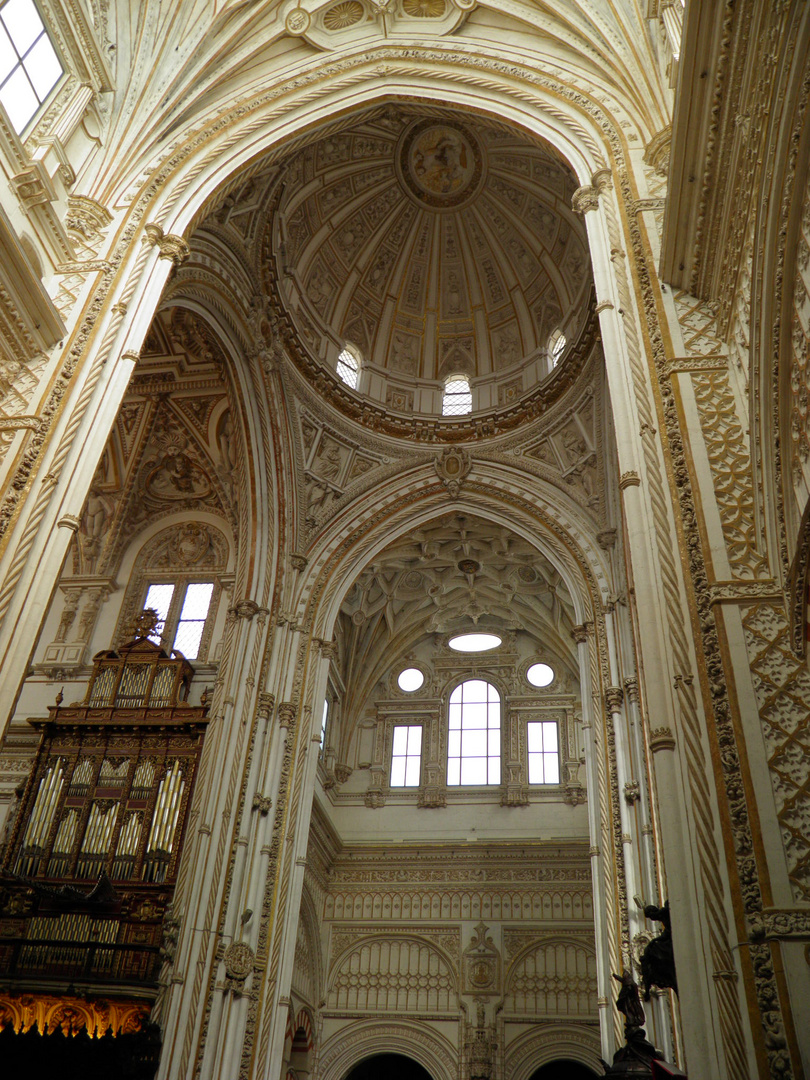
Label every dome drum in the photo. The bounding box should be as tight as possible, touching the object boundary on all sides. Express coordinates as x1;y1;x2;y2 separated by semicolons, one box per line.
267;106;594;425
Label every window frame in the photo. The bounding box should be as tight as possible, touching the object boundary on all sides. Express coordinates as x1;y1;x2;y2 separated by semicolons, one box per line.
441;373;473;416
140;575;220;662
390;723;424;788
446;677;502;788
0;0;64;135
336;343;361;390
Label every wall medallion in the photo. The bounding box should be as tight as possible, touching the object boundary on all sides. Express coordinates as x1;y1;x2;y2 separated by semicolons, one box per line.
397;118;485;210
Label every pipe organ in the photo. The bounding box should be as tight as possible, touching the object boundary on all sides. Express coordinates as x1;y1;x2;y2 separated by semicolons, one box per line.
0;616;207;1037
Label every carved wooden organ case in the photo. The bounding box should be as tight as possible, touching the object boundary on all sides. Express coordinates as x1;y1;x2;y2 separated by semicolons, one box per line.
0;633;207;1004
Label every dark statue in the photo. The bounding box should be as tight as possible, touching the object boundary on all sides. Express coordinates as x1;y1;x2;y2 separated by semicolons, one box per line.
640;900;678;1000
602;969;664;1076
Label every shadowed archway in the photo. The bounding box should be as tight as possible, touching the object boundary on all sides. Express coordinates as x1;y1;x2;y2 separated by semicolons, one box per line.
345;1053;435;1080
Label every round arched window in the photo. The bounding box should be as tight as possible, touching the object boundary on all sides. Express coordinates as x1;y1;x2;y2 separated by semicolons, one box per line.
549;329;566;367
336;344;361;388
442;374;472;416
447;679;501;786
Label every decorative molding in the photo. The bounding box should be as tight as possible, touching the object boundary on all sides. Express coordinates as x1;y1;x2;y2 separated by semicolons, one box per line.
649;727;676;753
434;446;471;496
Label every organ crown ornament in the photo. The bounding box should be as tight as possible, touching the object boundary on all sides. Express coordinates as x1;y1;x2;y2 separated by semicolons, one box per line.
0;619;210;1055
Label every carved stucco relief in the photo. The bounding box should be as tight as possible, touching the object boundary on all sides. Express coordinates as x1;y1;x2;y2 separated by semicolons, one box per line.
742;602;810;903
691;371;769;579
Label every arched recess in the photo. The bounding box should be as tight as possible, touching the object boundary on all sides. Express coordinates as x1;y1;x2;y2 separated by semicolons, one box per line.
316;1018;456;1080
149;295;278;607
326;933;459;1013
505;1023;603;1080
504;935;598;1019
258;465;627;1069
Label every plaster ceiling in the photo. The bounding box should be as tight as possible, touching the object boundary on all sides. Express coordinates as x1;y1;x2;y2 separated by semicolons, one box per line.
335;512;578;722
270;105;593;392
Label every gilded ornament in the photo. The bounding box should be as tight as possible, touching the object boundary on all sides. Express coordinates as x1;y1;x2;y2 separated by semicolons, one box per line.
403;0;445;15
323;1;364;29
285;7;310;34
223;940;254;981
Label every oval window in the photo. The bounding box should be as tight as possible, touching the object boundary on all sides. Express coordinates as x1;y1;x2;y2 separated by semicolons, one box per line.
448;633;502;652
397;667;424;692
526;662;554;687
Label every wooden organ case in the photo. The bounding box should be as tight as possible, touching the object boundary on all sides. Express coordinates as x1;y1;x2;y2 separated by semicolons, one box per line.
0;615;208;1057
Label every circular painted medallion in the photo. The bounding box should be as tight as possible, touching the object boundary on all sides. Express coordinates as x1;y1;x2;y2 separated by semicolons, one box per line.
397;119;485;209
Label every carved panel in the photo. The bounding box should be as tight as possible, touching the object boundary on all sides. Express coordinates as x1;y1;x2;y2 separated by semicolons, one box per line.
742;603;810;902
691;371;769;578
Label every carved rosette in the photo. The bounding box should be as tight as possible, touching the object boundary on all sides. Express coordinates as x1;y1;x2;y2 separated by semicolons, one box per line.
222;941;255;995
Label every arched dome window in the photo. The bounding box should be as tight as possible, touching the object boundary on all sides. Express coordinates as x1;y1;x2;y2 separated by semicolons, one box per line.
442;374;472;416
336;344;361;389
447;679;501;786
549;328;567;368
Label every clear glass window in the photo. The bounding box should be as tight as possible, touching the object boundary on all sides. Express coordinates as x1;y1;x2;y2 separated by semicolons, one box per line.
442;374;472;416
397;667;424;692
447;679;500;786
336;346;360;389
549;329;566;367
320;699;328;749
526;662;555;688
173;582;214;659
391;725;423;787
143;584;175;642
142;580;214;660
0;0;62;134
527;721;560;784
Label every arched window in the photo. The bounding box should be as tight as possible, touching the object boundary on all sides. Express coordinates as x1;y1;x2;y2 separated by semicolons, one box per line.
0;0;63;133
549;328;567;367
442;373;472;416
116;522;229;663
336;344;360;389
447;679;501;785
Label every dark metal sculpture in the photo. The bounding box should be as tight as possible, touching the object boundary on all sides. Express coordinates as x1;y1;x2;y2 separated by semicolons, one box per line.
639;900;678;1000
602;969;664;1076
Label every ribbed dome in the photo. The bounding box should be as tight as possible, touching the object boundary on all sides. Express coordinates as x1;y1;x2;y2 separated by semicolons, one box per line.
270;106;593;413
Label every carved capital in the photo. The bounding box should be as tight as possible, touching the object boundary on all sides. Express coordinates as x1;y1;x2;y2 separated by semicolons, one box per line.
315;638;338;660
649;726;676;752
643;125;672;178
605;685;624;712
277;702;296;729
619;471;641;490
256;692;275;719
57;514;81;532
251;793;272;816
623;780;641;804
143;223;190;266
623;677;640;704
572;185;600;214
571;623;591;645
591;168;613;193
334;763;352;784
230;599;267;620
596;528;617;550
289;552;308;571
563;784;587;806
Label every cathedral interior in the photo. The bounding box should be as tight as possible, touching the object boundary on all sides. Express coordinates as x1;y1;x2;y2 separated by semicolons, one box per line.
0;2;808;1078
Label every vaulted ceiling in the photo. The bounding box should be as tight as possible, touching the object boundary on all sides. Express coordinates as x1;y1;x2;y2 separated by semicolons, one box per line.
271;106;591;389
